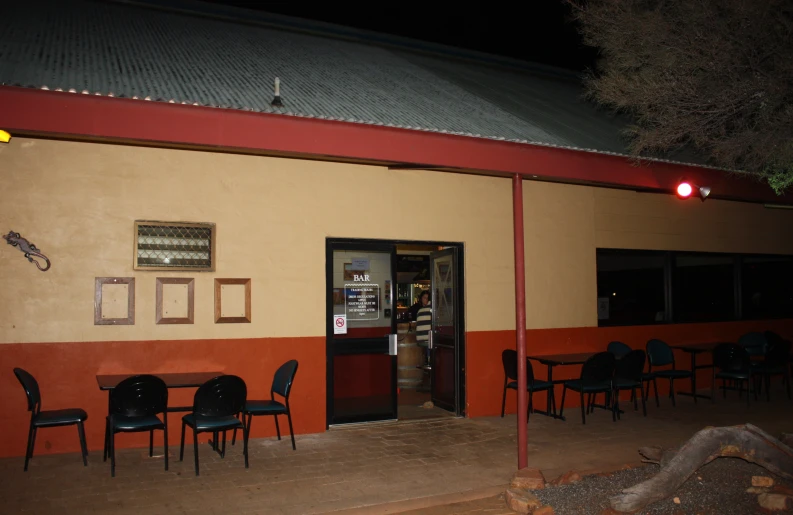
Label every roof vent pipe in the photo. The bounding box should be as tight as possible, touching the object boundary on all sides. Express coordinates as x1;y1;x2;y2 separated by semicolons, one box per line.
271;77;283;107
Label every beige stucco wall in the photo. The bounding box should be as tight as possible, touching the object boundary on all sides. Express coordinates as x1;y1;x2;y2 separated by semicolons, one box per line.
593;187;793;254
523;181;597;329
522;182;793;330
0;138;515;343
2;138;793;343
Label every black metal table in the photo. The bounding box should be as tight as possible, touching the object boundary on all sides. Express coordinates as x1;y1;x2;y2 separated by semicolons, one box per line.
527;352;595;421
670;343;727;402
97;371;225;456
97;371;223;412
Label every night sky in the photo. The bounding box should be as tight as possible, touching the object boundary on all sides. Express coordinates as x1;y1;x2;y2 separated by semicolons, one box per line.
202;1;597;71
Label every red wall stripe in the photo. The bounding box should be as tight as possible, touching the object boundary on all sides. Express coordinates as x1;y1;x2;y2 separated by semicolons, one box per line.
0;86;787;204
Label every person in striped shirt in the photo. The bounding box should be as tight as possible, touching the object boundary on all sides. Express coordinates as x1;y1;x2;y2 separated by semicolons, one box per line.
415;293;432;365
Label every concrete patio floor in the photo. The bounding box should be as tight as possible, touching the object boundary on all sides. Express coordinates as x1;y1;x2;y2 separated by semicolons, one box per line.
2;390;792;515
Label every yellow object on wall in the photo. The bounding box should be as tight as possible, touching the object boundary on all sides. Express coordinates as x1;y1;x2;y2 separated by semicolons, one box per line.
0;130;10;143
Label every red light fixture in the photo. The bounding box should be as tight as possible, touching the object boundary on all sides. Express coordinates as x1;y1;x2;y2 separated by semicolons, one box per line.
676;181;693;198
676;178;711;202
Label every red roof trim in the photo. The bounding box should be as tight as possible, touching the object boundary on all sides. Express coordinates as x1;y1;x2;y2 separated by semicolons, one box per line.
0;86;784;203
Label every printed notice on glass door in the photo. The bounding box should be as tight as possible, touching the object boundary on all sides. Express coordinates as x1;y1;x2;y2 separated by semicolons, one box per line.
345;284;380;320
333;315;347;334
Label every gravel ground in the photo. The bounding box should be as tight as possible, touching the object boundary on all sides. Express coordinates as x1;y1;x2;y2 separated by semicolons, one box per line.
533;458;793;514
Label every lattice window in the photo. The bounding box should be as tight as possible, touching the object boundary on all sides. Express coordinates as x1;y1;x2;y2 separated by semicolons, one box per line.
133;221;216;271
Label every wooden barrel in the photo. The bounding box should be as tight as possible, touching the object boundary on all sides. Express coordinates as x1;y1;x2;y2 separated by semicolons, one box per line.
397;322;424;389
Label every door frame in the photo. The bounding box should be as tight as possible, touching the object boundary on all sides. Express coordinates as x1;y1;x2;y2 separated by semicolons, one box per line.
325;237;466;427
429;247;460;412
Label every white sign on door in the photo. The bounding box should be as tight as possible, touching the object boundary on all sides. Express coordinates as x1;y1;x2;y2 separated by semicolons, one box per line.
345;284;380;320
333;314;347;334
351;258;370;270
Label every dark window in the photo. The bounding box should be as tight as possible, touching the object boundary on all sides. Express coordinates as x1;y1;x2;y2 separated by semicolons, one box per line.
672;254;735;322
742;256;793;320
596;251;666;326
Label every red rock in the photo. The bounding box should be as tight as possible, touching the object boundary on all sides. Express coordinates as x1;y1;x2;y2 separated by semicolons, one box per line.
504;488;541;514
747;486;770;494
772;484;793;496
758;493;791;511
533;507;555;515
550;470;582;486
510;468;546;490
752;475;775;487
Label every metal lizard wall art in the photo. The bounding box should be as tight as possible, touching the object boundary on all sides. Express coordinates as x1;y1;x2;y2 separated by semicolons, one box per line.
3;231;51;271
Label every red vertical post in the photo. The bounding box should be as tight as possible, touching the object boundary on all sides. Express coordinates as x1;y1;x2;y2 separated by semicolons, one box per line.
512;174;528;469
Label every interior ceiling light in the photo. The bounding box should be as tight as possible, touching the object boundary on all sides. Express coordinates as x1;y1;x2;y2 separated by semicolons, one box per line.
0;130;10;143
676;178;711;202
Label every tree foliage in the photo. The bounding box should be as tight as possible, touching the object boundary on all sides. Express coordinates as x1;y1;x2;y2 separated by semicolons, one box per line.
568;0;793;193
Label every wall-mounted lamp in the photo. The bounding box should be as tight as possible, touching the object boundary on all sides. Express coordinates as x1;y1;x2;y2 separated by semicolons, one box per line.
676;178;711;202
0;130;10;143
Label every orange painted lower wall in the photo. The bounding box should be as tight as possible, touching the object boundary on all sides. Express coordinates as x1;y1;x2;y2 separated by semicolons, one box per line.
466;320;793;418
0;337;325;459
3;319;792;459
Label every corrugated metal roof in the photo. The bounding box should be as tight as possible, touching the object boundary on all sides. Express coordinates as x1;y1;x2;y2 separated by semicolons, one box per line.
0;0;708;167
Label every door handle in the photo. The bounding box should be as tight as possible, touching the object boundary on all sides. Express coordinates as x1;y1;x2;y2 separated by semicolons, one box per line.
388;334;398;356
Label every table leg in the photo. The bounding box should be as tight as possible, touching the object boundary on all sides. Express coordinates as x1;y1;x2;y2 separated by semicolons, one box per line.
547;364;554;416
524;363;562;420
677;351;713;401
691;352;698;404
208;432;225;457
546;364;566;421
103;392;111;461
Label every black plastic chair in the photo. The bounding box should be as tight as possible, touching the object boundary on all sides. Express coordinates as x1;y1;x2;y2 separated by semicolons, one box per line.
180;375;248;476
739;332;768;357
13;367;88;471
611;349;647;419
764;331;789;347
559;352;616;424
606;341;655;405
752;340;792;401
645;339;691;407
607;341;632;359
232;360;299;450
104;375;168;477
499;350;554;420
712;343;755;406
765;331;793;381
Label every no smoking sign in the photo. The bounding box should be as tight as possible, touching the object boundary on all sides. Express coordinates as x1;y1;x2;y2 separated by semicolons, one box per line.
333;315;347;334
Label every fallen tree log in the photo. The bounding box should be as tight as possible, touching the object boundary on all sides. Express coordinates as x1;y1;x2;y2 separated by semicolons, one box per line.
611;424;793;513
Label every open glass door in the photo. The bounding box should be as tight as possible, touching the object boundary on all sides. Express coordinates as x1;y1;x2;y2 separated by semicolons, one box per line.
326;240;398;425
430;248;459;412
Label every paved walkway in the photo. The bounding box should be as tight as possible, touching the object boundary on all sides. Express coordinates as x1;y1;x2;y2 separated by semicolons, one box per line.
2;393;792;515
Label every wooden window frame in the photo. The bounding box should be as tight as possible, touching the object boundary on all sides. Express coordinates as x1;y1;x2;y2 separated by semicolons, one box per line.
94;277;135;325
156;277;195;325
133;221;217;272
214;278;252;323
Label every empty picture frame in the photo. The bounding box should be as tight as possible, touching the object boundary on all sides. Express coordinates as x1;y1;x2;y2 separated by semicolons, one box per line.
214;278;251;323
156;277;195;324
94;277;135;325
